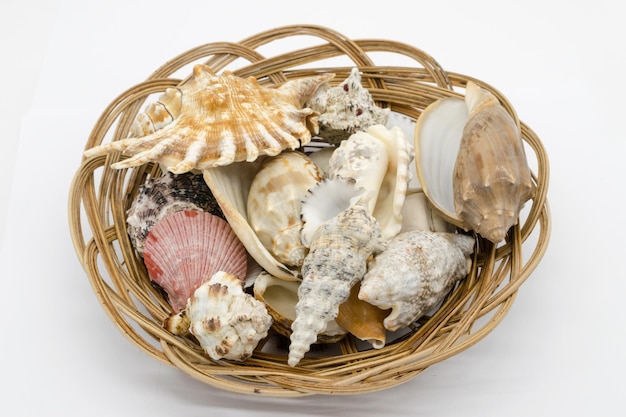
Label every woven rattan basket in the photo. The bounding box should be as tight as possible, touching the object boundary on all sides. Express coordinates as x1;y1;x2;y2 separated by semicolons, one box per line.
68;25;551;396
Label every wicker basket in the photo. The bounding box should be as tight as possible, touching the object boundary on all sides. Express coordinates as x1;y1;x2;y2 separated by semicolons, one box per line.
68;25;551;396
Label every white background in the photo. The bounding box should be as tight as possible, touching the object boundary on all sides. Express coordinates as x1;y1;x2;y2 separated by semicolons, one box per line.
1;1;624;416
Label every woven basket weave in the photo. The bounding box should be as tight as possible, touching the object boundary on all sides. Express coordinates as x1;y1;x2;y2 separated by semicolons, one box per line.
68;25;551;396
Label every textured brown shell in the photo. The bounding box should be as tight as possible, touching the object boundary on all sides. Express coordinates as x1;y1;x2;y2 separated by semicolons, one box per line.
453;83;536;243
84;64;334;172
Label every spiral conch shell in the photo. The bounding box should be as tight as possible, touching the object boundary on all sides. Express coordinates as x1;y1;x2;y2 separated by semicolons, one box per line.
166;271;272;362
288;201;386;367
415;82;535;243
83;64;333;172
359;230;475;331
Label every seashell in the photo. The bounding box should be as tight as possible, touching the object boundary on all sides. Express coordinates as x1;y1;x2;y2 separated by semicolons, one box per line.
305;67;390;144
300;176;364;247
288;201;386;367
202;160;299;281
129;86;182;137
253;271;347;343
306;145;335;178
247;151;323;267
83;64;334;173
126;171;223;256
414;81;535;243
184;271;272;362
359;230;475;332
328;125;413;239
143;210;247;312
336;282;388;349
400;190;456;234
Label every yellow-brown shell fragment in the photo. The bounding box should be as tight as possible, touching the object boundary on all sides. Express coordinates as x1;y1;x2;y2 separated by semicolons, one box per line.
84;65;334;173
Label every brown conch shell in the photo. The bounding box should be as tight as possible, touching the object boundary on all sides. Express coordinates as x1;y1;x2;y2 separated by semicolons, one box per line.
83;64;334;172
143;210;247;312
415;81;535;243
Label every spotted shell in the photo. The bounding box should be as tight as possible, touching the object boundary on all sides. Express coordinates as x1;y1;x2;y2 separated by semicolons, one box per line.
288;201;386;367
83;64;334;173
305;67;390;144
247;151;323;267
185;271;272;362
126;171;223;256
359;230;474;331
143;210;247;312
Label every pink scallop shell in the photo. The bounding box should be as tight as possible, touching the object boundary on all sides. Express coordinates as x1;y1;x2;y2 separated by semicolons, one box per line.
143;210;247;312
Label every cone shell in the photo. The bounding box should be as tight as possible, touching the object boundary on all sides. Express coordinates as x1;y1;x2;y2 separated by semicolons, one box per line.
126;171;223;256
84;64;334;173
247;151;323;267
143;210;247;312
415;82;535;243
359;230;474;331
186;271;272;362
253;271;347;343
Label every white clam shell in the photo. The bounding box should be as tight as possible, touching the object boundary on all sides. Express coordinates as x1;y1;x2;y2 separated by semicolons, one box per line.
247;151;322;267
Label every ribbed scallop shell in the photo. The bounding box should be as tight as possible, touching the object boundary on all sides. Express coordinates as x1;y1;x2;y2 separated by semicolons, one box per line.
83;64;334;173
288;201;386;367
126;171;223;256
247;151;323;267
143;210;247;312
359;230;474;331
185;271;272;362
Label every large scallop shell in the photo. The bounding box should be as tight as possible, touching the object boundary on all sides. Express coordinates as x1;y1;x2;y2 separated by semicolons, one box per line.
185;271;272;362
247;151;323;267
143;210;247;312
126;171;223;256
359;230;475;332
252;271;347;343
288;201;386;367
415;82;535;243
83;64;334;172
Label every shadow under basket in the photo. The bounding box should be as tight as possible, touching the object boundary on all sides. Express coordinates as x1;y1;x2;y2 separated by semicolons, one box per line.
68;24;551;397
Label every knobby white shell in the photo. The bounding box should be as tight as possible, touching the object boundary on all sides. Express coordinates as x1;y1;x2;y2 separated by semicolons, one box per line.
359;230;474;331
186;271;272;362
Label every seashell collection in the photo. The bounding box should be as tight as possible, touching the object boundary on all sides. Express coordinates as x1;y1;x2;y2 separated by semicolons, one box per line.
85;66;536;366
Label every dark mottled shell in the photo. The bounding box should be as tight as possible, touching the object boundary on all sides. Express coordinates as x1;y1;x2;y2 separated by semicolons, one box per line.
126;171;223;255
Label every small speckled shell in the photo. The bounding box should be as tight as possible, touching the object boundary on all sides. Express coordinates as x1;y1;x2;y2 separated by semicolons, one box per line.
247;151;323;267
84;64;333;172
186;271;272;362
126;171;223;256
143;210;247;312
288;202;386;367
359;230;474;332
305;67;390;143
